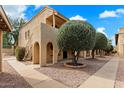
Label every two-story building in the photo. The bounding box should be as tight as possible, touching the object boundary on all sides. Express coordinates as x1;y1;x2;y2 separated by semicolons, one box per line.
18;6;92;67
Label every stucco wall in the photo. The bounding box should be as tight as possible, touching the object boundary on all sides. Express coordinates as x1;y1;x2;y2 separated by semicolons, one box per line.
116;28;124;57
18;8;53;47
2;48;14;55
18;7;94;66
117;34;124;57
40;23;59;66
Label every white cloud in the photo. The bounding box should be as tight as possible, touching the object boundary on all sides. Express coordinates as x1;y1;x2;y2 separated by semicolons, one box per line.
97;27;108;37
3;5;27;19
34;5;42;10
99;10;118;18
69;15;87;21
116;8;124;14
99;8;124;19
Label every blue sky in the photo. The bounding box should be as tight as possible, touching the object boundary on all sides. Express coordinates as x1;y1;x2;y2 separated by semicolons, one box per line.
4;5;124;46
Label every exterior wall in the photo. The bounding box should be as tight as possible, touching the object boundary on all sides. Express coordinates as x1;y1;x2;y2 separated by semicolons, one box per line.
117;36;124;57
18;8;53;47
18;8;60;66
116;28;124;57
2;48;14;56
18;7;94;67
40;23;59;66
57;51;64;61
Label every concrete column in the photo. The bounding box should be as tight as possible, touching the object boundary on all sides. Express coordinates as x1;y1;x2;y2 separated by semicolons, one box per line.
99;49;102;56
40;45;47;67
89;50;92;57
53;49;58;64
32;44;34;63
0;31;2;72
102;50;105;56
83;51;86;58
94;50;96;56
53;14;55;28
98;49;100;55
79;51;84;57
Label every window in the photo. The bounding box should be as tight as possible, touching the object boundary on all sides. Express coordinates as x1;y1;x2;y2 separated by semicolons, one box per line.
25;30;30;40
25;32;27;40
27;30;30;39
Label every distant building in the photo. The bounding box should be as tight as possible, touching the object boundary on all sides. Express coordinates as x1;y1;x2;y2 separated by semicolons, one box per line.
115;28;124;57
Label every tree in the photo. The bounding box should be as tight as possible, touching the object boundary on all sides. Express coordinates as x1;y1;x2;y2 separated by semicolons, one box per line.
2;31;12;48
7;18;26;48
57;20;96;65
104;39;113;54
92;32;107;58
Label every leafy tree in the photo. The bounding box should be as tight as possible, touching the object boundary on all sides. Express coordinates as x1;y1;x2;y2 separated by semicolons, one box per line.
57;20;96;65
2;32;12;48
104;39;113;54
7;18;26;48
92;32;107;58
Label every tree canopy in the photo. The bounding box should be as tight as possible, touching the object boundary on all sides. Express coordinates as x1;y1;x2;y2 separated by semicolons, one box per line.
93;32;107;50
57;20;96;52
91;32;108;58
57;20;96;65
104;39;113;53
7;18;26;47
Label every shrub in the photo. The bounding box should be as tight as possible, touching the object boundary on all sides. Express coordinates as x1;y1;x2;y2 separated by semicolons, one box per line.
15;47;25;61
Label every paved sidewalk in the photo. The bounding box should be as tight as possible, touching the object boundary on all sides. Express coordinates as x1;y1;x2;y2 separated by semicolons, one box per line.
115;58;124;88
4;56;119;88
79;56;119;88
4;57;67;88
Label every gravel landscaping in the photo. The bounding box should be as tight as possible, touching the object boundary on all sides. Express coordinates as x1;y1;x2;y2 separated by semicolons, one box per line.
0;60;32;88
36;56;112;88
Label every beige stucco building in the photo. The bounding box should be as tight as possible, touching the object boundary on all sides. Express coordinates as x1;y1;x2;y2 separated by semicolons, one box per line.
18;7;92;67
0;6;12;72
115;28;124;58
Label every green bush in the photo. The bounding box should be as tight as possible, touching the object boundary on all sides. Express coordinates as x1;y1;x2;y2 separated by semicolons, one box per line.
15;47;25;61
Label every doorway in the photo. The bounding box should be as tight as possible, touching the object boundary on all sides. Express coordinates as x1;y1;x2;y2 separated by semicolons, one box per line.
63;51;67;59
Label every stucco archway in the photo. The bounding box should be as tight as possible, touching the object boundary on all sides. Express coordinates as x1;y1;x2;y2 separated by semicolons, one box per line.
33;42;40;64
46;42;53;64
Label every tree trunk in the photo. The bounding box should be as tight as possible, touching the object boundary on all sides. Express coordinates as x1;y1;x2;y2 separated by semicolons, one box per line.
91;50;95;59
72;51;79;66
13;45;16;55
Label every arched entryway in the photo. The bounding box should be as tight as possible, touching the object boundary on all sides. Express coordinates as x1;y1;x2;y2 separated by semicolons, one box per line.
46;42;53;64
33;42;40;64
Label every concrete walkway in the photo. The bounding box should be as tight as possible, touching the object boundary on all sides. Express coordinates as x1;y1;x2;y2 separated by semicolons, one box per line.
4;56;119;88
79;56;119;88
4;57;67;88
